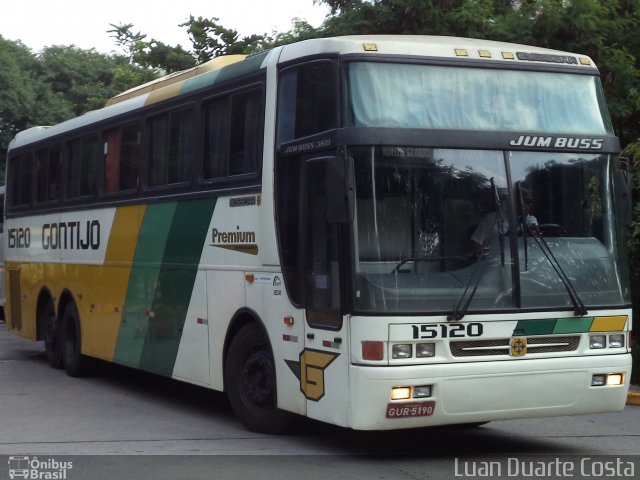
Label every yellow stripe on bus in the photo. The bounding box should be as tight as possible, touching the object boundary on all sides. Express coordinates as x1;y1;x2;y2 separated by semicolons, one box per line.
590;316;627;332
81;205;145;361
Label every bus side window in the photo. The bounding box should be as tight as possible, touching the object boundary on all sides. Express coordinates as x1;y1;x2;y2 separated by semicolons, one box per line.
67;136;98;199
8;154;33;207
35;146;61;203
202;88;262;181
202;97;229;179
229;90;260;176
148;109;193;187
104;123;140;193
277;61;338;144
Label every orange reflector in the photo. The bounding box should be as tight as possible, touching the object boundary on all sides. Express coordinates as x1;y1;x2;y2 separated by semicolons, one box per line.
245;274;255;283
362;341;384;361
284;316;294;326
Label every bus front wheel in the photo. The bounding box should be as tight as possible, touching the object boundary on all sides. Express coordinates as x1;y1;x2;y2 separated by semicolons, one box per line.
225;323;293;434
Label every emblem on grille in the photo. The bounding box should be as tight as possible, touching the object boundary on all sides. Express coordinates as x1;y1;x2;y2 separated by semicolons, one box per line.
510;337;527;357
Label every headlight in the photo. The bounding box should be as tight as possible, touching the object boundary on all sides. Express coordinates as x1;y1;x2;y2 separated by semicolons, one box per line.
589;335;606;349
413;385;432;398
608;334;624;348
416;343;435;358
392;344;412;359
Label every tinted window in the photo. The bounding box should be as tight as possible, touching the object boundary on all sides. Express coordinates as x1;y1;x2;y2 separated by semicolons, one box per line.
35;146;62;203
8;155;33;207
148;109;193;187
104;124;140;193
67;136;98;198
277;61;338;143
202;89;262;180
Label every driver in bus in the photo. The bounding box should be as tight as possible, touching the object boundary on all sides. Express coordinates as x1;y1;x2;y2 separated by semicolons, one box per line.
470;186;538;256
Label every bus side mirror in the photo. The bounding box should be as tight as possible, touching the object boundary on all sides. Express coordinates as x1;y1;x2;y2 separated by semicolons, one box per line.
326;153;354;224
615;157;632;226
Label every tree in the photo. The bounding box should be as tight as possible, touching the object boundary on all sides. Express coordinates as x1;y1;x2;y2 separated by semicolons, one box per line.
0;37;72;173
108;23;196;73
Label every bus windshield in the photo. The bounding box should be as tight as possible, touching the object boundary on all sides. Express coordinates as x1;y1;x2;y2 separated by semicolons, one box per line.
352;147;630;314
346;62;614;135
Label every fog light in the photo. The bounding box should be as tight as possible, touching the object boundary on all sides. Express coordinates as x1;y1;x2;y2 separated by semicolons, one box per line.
413;385;432;398
608;334;624;348
591;374;606;386
391;386;412;400
392;344;412;359
416;343;435;358
589;335;606;349
607;373;624;386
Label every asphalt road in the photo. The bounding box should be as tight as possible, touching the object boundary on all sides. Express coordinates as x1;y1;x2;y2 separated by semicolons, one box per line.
1;321;639;480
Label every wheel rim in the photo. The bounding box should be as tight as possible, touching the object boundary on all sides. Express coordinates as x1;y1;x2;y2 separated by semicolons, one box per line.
241;350;274;407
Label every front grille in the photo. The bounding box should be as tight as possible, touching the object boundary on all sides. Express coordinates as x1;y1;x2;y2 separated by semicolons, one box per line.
450;335;580;357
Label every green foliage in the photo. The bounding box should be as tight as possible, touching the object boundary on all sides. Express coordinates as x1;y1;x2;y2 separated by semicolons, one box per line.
108;23;196;72
0;36;158;179
3;3;640;308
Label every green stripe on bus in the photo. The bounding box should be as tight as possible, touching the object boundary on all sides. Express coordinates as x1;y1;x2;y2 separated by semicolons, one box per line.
138;198;216;376
512;319;557;336
180;52;268;96
553;317;594;334
513;317;596;336
114;202;177;368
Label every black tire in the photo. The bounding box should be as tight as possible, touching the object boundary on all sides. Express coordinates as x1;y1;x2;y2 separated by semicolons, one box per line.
43;301;63;369
225;323;293;434
61;302;91;377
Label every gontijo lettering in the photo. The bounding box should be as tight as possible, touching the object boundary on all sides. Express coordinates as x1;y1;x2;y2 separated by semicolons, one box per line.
43;220;101;250
7;220;101;250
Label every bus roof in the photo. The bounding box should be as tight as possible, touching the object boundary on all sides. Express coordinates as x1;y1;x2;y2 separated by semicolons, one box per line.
9;35;597;151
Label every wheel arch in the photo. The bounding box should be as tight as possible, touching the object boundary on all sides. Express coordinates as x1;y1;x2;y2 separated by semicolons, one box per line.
222;307;271;389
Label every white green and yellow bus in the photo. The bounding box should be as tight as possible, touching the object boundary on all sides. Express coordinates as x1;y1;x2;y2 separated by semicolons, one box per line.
4;36;633;433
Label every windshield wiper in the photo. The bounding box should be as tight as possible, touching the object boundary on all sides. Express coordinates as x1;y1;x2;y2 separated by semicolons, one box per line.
515;183;588;316
447;254;490;321
527;230;588;316
448;178;504;321
516;183;529;271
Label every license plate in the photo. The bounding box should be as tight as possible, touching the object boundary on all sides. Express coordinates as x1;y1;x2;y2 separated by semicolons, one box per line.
386;401;436;418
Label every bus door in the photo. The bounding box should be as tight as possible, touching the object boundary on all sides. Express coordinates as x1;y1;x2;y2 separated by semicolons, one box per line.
301;156;350;427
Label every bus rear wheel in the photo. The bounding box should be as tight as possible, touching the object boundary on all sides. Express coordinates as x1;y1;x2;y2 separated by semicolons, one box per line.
42;301;63;369
225;323;293;434
61;302;91;377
